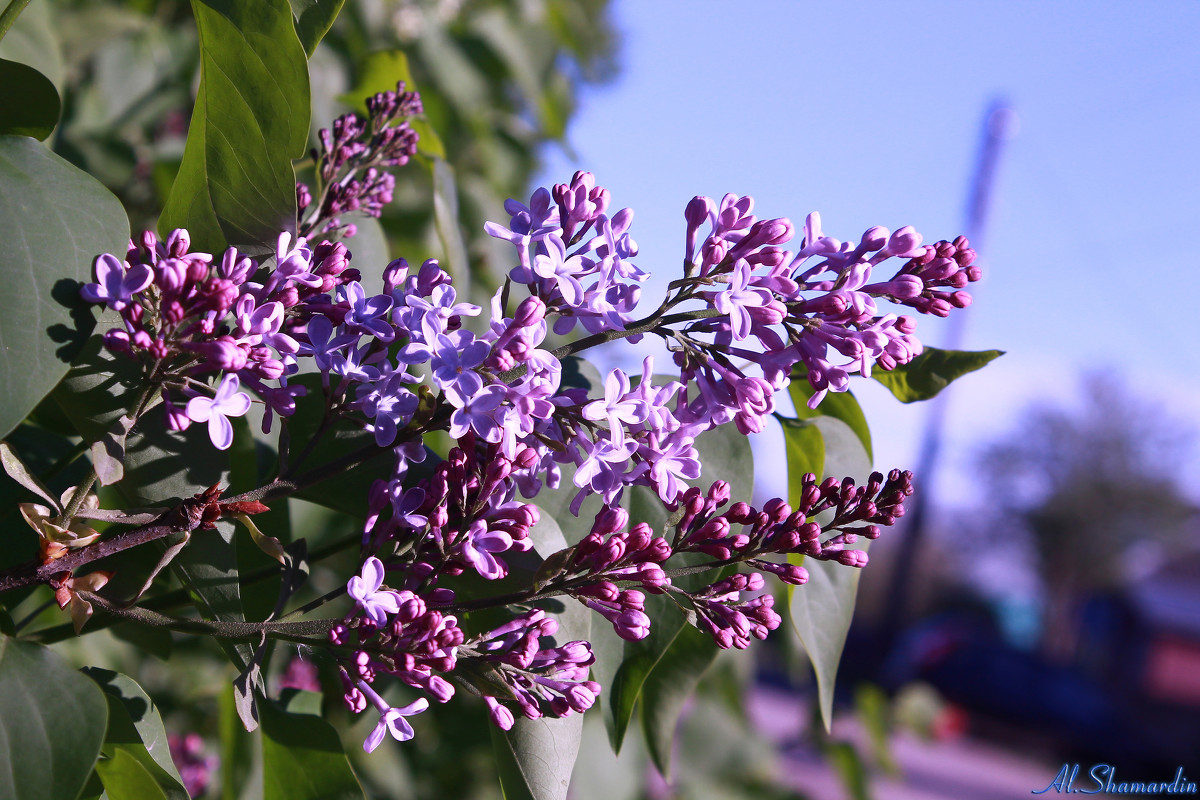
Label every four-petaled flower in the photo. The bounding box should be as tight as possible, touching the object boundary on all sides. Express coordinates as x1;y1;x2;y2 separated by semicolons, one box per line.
81;253;153;310
582;369;648;446
348;556;403;626
358;680;429;752
458;520;513;580
186;374;252;450
712;258;770;341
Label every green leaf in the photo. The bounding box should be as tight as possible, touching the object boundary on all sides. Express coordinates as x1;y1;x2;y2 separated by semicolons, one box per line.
872;347;1004;403
493;512;587;800
786;417;872;733
780;417;825;491
218;683;256;800
47;337;250;671
0;0;62;89
431;157;469;284
0;135;130;439
0;59;61;139
0;636;109;800
82;668;187;798
94;748;170;800
52;337;230;506
692;420;756;507
788;376;871;462
637;622;718;778
288;0;344;57
260;689;365;800
341;50;445;159
159;0;309;255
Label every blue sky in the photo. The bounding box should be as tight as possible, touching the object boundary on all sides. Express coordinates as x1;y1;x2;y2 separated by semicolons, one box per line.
537;0;1200;505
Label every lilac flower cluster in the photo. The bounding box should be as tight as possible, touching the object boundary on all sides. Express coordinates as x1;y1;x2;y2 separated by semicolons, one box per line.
79;230;362;448
465;609;599;729
297;81;422;238
78;168;969;751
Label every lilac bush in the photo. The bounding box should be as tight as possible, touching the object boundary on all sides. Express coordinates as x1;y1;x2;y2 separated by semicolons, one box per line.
0;6;1000;796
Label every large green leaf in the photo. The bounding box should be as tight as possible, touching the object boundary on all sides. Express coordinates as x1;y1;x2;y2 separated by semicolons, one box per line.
82;668;188;800
786;416;872;732
492;512;587;800
788;376;871;462
431;156;469;284
0;59;61;140
637;620;718;778
0;636;109;800
260;691;365;800
288;0;345;57
780;417;825;492
872;347;1004;403
159;0;309;255
52;336;230;506
0;135;129;439
48;335;252;672
94;748;170;800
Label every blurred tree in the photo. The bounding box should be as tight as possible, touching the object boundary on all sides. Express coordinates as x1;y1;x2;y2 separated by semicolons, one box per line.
975;373;1198;660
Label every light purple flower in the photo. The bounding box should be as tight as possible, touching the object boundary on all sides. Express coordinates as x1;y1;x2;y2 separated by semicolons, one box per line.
298;315;356;372
431;331;489;406
448;384;506;442
459;520;514;580
582;369;648;446
340;282;395;342
530;236;586;306
713;259;770;341
81;253;153;310
358;680;429;752
348;557;402;626
185;374;251;450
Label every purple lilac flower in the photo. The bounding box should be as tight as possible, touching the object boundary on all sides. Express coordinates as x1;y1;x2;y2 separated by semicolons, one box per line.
357;679;429;752
430;331;490;406
348;557;403;627
363;374;419;447
403;283;480;342
582;369;648;446
340;282;395;342
185;374;252;450
457;520;514;580
712;258;771;341
529;236;585;305
448;384;506;442
81;253;153;310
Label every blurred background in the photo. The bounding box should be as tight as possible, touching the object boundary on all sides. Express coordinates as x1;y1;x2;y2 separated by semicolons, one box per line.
4;0;1198;797
541;3;1200;798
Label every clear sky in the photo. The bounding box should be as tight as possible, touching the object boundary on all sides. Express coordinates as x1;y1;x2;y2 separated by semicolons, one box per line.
536;0;1200;506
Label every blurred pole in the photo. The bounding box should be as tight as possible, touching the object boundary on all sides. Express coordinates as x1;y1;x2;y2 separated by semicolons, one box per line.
878;100;1018;649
